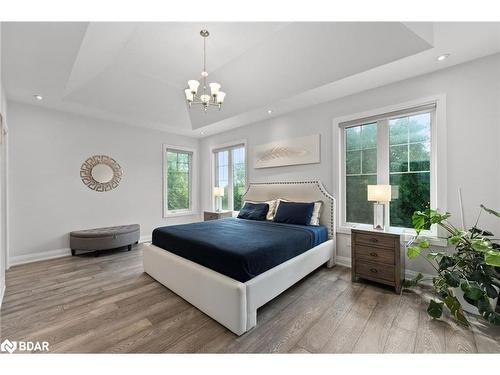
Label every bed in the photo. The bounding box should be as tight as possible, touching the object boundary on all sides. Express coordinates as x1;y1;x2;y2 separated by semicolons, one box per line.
143;180;336;335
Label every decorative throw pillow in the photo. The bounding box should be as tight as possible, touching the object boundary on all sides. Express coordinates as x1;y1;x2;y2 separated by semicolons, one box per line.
309;201;323;226
237;202;270;221
273;201;315;226
275;199;323;225
244;199;277;220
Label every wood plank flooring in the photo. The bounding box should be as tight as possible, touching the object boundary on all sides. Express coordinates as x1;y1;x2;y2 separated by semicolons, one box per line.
1;245;499;353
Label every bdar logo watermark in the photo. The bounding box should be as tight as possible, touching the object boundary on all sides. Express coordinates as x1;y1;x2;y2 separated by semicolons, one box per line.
1;339;49;353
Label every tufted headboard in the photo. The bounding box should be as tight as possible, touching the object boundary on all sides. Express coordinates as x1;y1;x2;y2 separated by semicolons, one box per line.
242;180;336;239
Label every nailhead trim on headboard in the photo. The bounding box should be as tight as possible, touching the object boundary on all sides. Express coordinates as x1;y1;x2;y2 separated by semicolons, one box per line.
242;180;336;239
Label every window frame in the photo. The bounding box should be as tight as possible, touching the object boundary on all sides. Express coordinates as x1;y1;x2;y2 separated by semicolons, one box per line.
211;140;248;212
334;95;447;243
163;145;196;218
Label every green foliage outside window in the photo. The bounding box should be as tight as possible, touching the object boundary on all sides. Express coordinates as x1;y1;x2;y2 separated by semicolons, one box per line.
167;150;191;211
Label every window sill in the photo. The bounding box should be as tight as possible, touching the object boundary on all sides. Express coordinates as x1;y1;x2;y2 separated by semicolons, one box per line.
337;224;448;247
164;210;198;218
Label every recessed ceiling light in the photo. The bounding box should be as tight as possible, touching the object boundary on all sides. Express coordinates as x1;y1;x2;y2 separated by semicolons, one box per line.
33;94;43;101
436;54;450;62
200;131;205;135
267;109;273;115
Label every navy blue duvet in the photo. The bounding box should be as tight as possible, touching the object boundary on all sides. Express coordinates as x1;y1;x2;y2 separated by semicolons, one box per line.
152;218;328;282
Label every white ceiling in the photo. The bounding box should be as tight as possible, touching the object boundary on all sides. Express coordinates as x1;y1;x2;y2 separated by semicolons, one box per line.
3;22;500;137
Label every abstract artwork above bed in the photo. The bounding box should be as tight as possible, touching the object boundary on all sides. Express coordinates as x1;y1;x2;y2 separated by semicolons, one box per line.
254;134;320;168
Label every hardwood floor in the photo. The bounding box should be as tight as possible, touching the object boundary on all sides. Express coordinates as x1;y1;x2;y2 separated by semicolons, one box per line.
1;245;499;353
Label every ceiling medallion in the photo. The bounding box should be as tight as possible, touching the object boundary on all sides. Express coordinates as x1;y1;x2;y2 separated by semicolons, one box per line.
184;30;226;112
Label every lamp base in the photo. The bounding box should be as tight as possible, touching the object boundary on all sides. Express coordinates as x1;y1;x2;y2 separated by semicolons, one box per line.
373;202;386;231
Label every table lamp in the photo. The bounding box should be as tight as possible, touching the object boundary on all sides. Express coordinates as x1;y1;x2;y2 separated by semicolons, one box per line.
367;185;392;230
213;186;225;212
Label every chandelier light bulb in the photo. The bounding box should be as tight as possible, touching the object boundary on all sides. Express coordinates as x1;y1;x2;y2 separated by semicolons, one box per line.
216;91;226;104
184;89;194;102
209;83;221;96
188;80;200;94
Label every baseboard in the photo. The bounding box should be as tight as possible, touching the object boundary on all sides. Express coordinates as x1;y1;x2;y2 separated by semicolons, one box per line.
140;235;152;243
335;255;433;286
9;248;72;267
9;236;152;267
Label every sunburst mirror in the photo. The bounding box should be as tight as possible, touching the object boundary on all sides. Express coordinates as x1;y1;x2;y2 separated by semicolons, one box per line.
80;155;123;192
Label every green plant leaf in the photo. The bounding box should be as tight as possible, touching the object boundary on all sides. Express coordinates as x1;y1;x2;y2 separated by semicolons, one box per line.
419;239;430;248
444;271;461;288
485;251;500;267
487;312;500;326
425;252;444;261
407;246;421;259
461;282;485;301
412;211;427;234
472;239;492;252
483;282;499;299
480;204;500;218
438;256;455;271
448;235;462;245
427;299;444;319
403;272;424;288
444;295;469;326
470;227;494;236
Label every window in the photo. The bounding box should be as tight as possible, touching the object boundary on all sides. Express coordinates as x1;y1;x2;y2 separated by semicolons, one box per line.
213;144;246;211
341;104;435;230
164;147;193;215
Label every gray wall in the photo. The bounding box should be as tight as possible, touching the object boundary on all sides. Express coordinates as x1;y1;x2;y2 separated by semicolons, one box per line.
200;53;500;274
8;102;200;262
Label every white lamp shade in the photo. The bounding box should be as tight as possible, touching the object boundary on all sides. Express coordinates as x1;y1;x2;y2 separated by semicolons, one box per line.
216;91;226;104
367;185;392;202
184;89;193;102
213;186;225;197
188;80;200;94
209;83;221;96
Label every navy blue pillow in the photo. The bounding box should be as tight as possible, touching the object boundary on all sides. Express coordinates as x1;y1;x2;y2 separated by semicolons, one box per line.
273;201;315;225
237;202;269;221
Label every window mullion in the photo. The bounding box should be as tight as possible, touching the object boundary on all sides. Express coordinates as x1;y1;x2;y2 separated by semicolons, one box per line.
377;119;390;227
228;148;234;211
377;119;389;184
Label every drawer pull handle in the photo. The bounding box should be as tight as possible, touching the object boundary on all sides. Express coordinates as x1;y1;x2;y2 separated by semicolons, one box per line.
370;252;378;257
370;268;378;273
370;238;378;242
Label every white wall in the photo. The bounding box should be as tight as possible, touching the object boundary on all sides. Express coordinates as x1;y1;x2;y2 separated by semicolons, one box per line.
0;22;7;304
8;102;200;264
200;53;500;274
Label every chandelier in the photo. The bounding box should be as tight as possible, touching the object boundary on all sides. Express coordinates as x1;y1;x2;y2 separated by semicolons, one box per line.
184;30;226;111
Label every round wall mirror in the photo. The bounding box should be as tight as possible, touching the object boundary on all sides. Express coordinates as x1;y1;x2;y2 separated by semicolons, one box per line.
91;163;114;183
80;155;123;192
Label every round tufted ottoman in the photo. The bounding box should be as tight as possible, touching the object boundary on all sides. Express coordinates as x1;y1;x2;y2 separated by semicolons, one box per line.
70;224;140;256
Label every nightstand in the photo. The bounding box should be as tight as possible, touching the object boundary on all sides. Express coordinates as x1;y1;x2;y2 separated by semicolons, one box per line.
204;210;233;221
351;228;404;293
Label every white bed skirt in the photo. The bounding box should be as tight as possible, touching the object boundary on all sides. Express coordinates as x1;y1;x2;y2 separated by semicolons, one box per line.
143;239;334;336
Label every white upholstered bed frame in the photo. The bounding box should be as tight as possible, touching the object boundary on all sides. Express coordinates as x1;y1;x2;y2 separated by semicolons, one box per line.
143;180;336;335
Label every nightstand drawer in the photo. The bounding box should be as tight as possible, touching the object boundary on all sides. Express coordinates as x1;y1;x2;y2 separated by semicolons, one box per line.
355;232;396;249
355;245;395;264
356;261;395;283
204;212;219;221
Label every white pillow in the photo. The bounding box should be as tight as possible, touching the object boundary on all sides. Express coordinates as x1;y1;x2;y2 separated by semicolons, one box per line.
275;198;323;226
243;200;278;221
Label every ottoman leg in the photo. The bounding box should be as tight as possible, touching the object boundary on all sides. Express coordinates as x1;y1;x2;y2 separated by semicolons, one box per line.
71;249;76;256
128;244;132;251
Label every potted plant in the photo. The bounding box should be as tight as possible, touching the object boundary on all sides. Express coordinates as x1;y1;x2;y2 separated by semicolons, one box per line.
404;204;500;326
